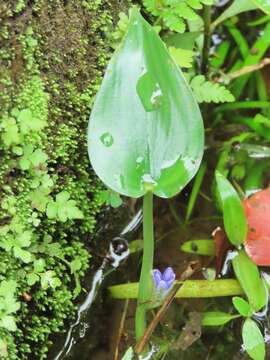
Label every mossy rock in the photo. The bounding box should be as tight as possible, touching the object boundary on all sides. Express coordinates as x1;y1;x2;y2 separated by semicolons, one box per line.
0;0;129;358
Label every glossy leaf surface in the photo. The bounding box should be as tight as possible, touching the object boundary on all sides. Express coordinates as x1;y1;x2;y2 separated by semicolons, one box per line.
232;250;267;311
242;318;265;360
181;239;215;256
243;188;270;265
232;296;252;317
201;311;240;326
215;171;247;247
88;9;204;198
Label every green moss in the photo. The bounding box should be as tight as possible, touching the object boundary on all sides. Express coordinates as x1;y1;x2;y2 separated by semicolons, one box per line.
0;0;130;358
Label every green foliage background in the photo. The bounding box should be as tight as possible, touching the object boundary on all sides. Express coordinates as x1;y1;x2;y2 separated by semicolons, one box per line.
0;0;127;358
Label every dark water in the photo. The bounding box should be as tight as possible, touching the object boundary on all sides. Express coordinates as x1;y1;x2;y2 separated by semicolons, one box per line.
48;204;142;359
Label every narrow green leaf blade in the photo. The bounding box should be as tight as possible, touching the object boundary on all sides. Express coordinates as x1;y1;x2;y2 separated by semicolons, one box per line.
232;250;267;311
212;0;257;28
185;161;207;222
232;296;252;317
88;9;204;199
242;318;265;360
231;22;270;98
215;171;247;247
181;239;215;256
202;311;240;326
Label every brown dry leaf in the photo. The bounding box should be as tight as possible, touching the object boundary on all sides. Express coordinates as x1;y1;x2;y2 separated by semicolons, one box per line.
172;311;202;351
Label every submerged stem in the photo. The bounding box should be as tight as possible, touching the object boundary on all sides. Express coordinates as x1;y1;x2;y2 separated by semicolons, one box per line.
135;192;154;342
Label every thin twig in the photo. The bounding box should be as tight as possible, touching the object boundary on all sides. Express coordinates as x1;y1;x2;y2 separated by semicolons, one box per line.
114;299;129;360
134;262;200;354
227;58;270;80
135;284;181;354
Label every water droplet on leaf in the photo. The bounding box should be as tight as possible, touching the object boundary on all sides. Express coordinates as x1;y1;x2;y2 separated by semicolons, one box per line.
100;132;114;147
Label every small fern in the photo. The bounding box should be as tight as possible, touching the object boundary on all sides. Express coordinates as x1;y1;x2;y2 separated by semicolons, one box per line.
112;12;130;43
169;47;195;68
143;0;214;33
190;75;235;103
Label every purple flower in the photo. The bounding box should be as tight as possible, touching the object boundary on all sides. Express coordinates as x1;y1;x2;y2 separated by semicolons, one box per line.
152;267;175;293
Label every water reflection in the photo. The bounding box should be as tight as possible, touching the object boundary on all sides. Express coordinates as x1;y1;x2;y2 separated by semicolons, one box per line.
53;210;142;359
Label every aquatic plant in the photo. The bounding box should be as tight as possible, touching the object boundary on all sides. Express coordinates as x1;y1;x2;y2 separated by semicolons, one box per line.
88;6;204;348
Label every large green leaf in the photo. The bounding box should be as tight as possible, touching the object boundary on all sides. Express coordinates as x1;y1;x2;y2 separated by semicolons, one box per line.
232;250;267;311
215;171;247;247
88;9;204;198
242;318;265;360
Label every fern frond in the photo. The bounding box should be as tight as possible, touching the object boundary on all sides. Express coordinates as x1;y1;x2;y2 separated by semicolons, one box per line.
143;0;215;33
186;0;203;9
173;3;199;21
143;0;163;16
112;12;129;43
163;11;186;33
169;47;195;68
190;75;235;103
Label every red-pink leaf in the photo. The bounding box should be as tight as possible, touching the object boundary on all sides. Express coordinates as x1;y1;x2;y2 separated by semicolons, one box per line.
243;188;270;266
